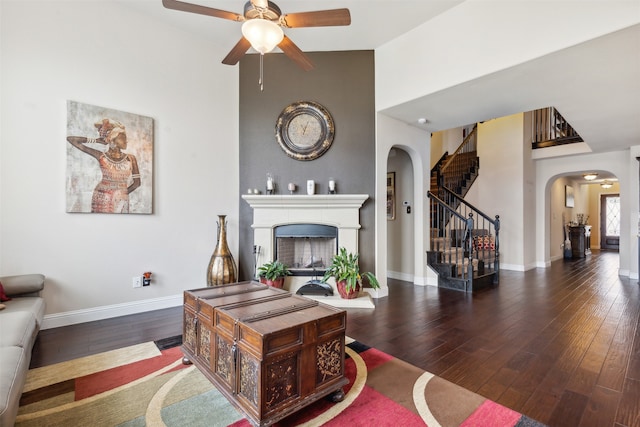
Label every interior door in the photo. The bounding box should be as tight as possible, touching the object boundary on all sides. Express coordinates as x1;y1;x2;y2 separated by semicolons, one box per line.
600;193;620;251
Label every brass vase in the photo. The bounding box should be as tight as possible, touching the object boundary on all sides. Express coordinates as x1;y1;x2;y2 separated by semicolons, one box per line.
207;215;238;286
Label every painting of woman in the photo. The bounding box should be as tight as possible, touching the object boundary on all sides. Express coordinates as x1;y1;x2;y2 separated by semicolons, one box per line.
66;101;153;214
67;119;141;213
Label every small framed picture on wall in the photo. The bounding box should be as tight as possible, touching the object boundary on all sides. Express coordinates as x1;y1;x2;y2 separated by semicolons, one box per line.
565;185;575;208
387;172;396;220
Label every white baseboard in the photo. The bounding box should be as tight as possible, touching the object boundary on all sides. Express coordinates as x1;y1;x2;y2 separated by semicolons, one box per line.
412;276;428;286
387;270;414;282
42;294;183;330
499;263;526;272
387;271;437;287
364;287;389;298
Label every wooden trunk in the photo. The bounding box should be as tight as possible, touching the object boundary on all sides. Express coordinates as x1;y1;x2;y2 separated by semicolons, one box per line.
183;281;348;427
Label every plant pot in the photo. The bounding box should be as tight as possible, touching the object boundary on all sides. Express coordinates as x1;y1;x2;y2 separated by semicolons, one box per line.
336;280;360;299
259;276;285;289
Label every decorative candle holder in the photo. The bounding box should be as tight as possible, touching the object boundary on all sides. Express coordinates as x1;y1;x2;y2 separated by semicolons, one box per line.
288;183;296;195
266;173;274;195
328;177;336;194
307;180;315;195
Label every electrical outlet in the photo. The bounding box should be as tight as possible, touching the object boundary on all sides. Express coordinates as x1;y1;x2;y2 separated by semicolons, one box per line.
132;276;142;288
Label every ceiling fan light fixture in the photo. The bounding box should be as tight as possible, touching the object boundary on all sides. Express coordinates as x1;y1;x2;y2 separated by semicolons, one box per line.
583;173;598;181
241;19;283;54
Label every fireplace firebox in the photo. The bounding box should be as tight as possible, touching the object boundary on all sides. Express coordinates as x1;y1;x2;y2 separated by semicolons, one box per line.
274;224;338;277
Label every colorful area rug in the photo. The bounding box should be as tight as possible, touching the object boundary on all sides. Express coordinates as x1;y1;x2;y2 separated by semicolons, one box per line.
17;337;545;426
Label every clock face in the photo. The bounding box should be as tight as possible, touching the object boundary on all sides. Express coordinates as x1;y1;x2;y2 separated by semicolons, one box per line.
287;113;323;148
275;101;334;161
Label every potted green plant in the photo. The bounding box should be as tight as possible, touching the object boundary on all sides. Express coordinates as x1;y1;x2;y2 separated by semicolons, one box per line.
322;247;380;299
257;260;291;289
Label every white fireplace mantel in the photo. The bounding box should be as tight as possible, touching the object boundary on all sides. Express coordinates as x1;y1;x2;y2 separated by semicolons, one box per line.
243;194;367;234
242;194;373;307
242;194;368;210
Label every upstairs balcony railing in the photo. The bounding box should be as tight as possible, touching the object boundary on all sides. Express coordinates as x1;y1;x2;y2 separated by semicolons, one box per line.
532;107;583;149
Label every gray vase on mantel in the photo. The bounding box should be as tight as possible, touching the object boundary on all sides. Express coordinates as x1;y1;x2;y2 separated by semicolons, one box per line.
207;215;238;286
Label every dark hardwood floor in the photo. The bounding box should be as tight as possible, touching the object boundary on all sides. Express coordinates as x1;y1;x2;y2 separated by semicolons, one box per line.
30;250;639;427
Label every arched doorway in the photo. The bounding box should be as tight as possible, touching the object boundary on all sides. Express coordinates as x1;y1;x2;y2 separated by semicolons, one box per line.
386;147;415;282
548;171;620;261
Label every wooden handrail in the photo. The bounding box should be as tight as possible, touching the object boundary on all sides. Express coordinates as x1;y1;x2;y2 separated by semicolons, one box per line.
441;125;477;172
438;125;479;196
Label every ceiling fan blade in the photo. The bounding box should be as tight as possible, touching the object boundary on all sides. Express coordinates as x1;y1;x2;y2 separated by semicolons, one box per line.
281;9;351;28
222;37;252;65
278;36;314;71
251;0;268;8
162;0;243;22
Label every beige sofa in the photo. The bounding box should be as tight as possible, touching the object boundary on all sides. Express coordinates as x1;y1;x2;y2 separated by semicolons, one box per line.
0;274;45;427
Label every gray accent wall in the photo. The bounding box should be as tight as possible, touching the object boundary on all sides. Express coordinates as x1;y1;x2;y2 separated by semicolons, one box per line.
238;50;376;280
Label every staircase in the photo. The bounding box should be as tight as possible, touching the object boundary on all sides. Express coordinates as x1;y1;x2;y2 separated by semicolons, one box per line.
428;125;500;292
430;126;480;236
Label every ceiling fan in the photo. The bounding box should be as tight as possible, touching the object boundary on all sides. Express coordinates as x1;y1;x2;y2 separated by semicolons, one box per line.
162;0;351;71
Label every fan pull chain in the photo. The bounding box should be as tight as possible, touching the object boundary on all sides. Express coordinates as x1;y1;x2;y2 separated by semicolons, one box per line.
259;53;264;92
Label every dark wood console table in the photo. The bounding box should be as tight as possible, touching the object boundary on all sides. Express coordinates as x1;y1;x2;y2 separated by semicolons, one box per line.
569;225;587;258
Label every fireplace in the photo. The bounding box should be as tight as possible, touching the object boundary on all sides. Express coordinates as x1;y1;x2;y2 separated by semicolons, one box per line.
242;194;372;307
274;224;338;277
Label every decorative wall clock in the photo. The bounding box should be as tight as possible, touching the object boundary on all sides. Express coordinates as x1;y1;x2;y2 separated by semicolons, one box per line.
275;101;334;161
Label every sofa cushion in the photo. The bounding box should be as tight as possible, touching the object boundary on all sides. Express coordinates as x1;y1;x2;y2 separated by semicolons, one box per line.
0;282;10;302
0;297;45;329
0;346;30;427
473;235;496;251
0;311;37;348
0;274;45;297
450;229;490;247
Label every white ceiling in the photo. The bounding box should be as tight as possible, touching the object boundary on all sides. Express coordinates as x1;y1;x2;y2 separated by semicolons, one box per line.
122;0;640;156
122;1;466;52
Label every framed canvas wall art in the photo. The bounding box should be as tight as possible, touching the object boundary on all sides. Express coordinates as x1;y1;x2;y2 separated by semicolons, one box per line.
565;185;575;208
66;101;153;214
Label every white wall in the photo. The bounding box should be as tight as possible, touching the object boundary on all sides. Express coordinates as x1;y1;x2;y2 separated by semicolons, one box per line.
522;114;536;269
628;145;640;278
428;127;465;167
375;0;640;112
0;1;239;326
0;1;4;270
375;114;432;290
465;114;527;270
